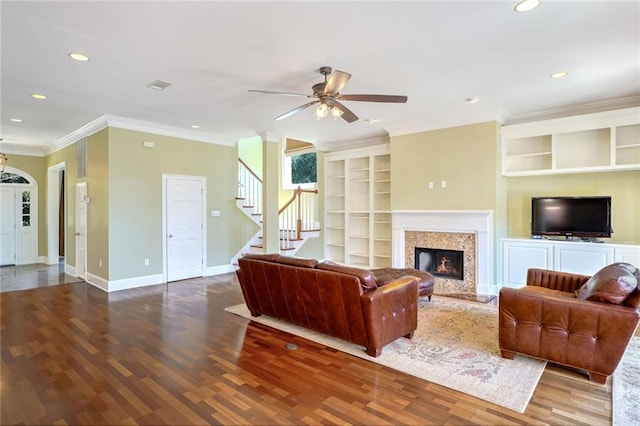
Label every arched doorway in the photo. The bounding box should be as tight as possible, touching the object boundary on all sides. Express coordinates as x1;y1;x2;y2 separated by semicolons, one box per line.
0;167;38;265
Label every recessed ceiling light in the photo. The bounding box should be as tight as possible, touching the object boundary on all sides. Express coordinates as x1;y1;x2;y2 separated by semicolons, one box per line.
68;53;89;62
10;118;22;122
514;0;541;12
466;97;479;104
191;125;200;129
147;79;172;91
551;71;569;79
366;119;380;124
31;93;47;100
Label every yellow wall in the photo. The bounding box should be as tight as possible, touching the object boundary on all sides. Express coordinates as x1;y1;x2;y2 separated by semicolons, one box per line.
506;171;640;243
107;128;249;280
390;121;500;210
87;129;110;277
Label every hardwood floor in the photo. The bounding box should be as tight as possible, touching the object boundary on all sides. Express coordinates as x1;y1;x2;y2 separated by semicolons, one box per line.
1;272;616;425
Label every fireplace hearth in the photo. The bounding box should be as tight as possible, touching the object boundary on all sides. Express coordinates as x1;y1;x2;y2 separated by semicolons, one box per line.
415;247;464;281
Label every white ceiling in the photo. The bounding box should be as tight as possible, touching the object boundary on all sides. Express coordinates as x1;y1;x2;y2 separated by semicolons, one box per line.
1;1;639;154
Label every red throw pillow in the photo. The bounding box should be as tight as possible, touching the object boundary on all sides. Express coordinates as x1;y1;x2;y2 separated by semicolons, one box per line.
576;263;638;305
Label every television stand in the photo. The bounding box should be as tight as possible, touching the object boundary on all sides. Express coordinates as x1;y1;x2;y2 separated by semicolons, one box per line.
502;238;640;288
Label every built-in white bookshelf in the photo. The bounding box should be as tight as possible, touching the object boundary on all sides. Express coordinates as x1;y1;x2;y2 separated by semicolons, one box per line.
501;107;640;176
324;144;392;268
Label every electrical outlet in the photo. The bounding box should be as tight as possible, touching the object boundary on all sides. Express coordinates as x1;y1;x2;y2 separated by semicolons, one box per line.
99;260;102;267
441;180;447;188
428;181;434;189
144;258;149;266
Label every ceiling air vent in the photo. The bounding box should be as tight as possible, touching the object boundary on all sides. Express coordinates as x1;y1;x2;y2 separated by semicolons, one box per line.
147;79;172;90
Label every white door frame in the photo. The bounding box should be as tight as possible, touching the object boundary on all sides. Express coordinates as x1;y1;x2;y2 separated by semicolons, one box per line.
162;174;207;283
75;182;88;280
47;162;66;265
1;166;38;265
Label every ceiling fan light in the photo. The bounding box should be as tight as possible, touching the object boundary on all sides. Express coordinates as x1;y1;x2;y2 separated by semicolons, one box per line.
314;103;329;119
331;106;344;120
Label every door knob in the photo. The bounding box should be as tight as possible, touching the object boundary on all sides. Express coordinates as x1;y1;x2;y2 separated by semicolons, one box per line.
168;234;173;238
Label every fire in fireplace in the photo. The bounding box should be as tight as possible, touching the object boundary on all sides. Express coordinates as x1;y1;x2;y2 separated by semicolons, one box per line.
415;247;464;280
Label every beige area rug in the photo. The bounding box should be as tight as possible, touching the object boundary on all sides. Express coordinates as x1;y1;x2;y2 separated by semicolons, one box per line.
613;336;640;426
225;296;546;413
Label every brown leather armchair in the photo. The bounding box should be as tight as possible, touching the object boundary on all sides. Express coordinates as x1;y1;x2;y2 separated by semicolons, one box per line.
499;263;640;384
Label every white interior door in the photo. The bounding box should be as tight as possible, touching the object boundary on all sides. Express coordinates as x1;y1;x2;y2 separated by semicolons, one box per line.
75;183;87;279
0;187;16;265
166;176;205;282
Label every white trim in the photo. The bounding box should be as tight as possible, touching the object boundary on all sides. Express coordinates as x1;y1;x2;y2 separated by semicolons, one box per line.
65;263;76;276
49;116;108;154
106;273;164;293
207;264;236;276
1;166;39;265
162;174;207;283
47;162;66;265
85;272;109;292
75;182;88;280
47;114;236;156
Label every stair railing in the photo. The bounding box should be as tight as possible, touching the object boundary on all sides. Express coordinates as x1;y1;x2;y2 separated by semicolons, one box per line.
237;159;262;216
279;186;319;249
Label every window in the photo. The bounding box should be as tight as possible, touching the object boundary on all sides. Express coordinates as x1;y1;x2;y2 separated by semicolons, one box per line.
283;138;317;189
22;191;31;227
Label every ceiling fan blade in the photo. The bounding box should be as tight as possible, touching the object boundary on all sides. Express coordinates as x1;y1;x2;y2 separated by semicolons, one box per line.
249;89;311;98
325;70;351;94
274;100;319;121
327;99;358;123
338;94;408;103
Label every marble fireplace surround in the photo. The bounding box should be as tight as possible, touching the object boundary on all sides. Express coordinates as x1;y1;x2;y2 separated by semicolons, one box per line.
392;210;496;296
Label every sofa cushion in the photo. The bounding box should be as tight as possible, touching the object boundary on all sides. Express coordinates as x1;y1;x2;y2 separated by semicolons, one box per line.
316;261;377;290
576;262;638;305
275;256;318;268
521;285;576;298
241;253;280;262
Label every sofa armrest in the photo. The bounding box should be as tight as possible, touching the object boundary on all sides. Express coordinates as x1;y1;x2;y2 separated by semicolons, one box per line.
527;268;590;293
499;287;640;377
360;277;419;357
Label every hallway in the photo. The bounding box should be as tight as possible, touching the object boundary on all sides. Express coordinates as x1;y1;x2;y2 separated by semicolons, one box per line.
0;261;83;293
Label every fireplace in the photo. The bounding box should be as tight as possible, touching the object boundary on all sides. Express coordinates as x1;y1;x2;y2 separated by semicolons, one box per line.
415;247;464;280
392;210;496;296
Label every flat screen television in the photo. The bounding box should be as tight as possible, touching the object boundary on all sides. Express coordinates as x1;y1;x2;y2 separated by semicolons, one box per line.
531;196;612;239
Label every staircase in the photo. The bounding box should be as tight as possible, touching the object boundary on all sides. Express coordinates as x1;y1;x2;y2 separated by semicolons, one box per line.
232;159;320;265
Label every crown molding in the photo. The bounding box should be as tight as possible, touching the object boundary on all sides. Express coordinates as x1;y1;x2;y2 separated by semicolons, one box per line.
47;114;236;155
48;115;108;155
504;96;640;125
386;110;502;138
1;142;48;157
316;132;390;152
105;115;235;146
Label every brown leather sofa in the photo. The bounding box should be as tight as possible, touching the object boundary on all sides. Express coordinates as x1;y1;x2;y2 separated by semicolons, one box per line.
499;262;640;383
235;253;432;357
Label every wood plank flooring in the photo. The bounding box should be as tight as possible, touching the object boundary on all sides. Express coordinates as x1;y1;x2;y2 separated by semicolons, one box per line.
1;273;617;425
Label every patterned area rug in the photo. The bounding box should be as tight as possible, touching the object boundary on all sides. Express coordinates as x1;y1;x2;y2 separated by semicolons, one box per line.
226;296;546;413
613;336;640;426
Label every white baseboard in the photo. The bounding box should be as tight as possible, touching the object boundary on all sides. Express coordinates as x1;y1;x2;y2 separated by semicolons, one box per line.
65;264;77;276
107;274;164;292
86;272;109;291
207;264;236;276
80;266;234;293
477;282;500;296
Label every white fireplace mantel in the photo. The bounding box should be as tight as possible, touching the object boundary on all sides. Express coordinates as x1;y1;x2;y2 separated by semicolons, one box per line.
392;210;496;295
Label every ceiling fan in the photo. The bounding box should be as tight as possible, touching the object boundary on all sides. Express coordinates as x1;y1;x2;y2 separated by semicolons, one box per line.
249;66;407;123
